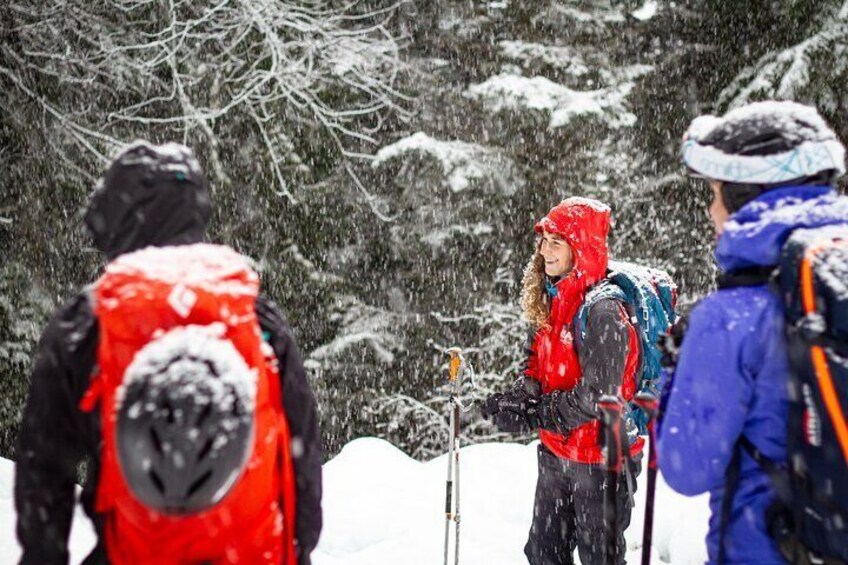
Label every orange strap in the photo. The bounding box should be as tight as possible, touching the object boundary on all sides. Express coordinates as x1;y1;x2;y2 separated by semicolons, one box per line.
800;241;848;466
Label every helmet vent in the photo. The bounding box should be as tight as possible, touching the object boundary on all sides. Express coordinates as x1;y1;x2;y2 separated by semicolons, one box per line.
150;427;163;454
187;470;213;498
164;399;176;425
149;469;165;495
197;437;214;462
195;402;212;427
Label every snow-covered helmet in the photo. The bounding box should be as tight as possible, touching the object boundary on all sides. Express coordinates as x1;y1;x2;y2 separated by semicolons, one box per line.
115;326;256;515
682;101;846;212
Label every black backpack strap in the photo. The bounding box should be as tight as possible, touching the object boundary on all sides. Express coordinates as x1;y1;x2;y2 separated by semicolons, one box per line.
717;266;776;289
738;436;793;503
718;443;743;565
720;436;796;565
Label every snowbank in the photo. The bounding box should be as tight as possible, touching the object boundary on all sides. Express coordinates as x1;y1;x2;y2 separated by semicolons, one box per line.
1;438;710;564
0;458;96;563
315;438;709;565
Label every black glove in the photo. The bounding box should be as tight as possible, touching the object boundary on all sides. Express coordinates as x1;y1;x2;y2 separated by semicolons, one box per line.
533;392;561;433
659;315;688;370
657;315;689;429
481;389;540;433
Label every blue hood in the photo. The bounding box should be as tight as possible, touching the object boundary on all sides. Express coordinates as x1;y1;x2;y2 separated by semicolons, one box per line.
716;185;848;272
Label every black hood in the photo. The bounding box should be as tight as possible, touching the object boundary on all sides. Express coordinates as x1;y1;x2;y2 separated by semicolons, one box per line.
84;141;212;260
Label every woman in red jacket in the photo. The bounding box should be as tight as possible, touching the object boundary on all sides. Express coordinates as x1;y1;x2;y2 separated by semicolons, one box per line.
483;197;643;565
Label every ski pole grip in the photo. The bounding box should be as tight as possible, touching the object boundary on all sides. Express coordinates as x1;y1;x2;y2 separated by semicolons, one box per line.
633;391;659;420
597;394;623;421
445;347;463;383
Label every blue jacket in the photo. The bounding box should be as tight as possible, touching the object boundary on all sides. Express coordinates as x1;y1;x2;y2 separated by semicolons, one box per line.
657;185;848;564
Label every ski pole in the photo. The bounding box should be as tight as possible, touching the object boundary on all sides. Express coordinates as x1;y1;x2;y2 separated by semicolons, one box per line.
443;347;465;565
633;392;660;565
599;395;625;565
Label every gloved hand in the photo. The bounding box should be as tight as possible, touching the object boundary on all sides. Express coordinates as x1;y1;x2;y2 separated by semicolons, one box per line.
657;315;689;432
481;389;540;433
659;315;688;371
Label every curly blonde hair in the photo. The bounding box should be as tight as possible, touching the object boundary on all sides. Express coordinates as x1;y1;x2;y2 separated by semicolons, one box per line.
520;246;551;329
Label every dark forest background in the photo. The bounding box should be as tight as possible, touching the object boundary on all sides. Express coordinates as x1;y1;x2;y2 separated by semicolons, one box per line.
2;0;847;460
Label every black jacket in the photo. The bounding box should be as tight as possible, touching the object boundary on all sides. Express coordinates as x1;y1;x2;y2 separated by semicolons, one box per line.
14;143;322;564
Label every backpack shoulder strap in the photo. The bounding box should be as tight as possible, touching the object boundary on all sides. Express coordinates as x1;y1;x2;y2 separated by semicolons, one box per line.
739;436;792;503
718;442;743;565
574;273;625;343
719;436;794;565
717;266;776;289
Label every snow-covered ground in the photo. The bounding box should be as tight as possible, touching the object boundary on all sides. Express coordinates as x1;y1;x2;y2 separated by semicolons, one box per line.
0;457;97;562
1;438;709;564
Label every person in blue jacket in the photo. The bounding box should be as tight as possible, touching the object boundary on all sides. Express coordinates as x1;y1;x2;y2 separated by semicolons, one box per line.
657;101;847;564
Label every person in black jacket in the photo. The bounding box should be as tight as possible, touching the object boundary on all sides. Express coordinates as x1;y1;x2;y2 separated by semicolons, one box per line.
14;141;322;564
482;197;642;565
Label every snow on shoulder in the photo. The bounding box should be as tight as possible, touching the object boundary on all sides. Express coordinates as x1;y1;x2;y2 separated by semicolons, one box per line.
789;225;848;299
102;243;259;300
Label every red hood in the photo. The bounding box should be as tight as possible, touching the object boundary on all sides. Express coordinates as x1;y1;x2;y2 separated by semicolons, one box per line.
535;197;611;294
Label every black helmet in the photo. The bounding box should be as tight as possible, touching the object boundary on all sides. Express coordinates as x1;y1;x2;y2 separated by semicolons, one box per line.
116;325;256;515
682;101;845;212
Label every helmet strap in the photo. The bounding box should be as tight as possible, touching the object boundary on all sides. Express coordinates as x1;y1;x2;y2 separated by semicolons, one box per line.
720;183;765;214
720;170;836;214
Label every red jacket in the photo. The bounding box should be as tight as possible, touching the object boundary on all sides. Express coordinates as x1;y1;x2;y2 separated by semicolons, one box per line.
527;198;643;463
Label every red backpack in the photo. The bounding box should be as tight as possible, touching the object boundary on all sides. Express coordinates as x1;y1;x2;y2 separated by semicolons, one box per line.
79;243;297;564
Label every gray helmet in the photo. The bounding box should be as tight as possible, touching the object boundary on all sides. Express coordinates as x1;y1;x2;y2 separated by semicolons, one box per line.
115;325;256;515
682;101;845;212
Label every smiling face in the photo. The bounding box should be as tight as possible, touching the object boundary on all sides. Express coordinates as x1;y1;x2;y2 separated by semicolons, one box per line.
539;230;574;278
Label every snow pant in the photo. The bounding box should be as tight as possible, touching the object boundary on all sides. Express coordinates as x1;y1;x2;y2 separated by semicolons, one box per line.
524;444;641;565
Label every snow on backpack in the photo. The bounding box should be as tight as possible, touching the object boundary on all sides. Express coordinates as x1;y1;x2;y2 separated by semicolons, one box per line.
574;261;678;436
78;243;297;565
719;226;848;564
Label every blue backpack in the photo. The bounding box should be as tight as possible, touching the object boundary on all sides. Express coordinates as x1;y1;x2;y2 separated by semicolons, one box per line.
574;261;678;435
